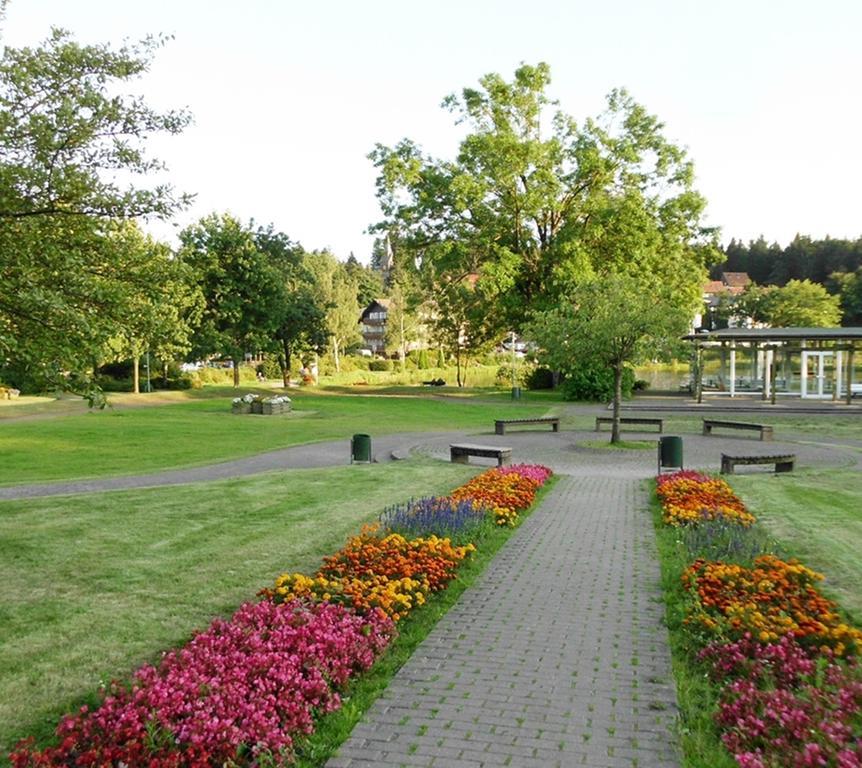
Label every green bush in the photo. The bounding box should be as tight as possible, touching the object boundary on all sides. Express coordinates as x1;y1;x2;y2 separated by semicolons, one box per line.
257;357;283;379
96;375;132;392
436;348;446;368
416;349;430;369
369;358;393;372
562;363;634;402
526;367;555;390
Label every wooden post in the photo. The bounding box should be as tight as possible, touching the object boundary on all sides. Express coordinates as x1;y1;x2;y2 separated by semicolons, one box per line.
847;345;855;406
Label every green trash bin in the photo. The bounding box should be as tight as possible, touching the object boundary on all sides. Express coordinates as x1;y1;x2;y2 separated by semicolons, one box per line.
511;386;522;400
658;435;683;473
351;433;372;464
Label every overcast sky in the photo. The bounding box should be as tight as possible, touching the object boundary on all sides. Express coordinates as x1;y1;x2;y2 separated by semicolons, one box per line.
3;0;860;261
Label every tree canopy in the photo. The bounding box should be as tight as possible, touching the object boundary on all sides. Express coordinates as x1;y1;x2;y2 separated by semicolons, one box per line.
369;62;717;347
526;273;689;441
0;27;191;399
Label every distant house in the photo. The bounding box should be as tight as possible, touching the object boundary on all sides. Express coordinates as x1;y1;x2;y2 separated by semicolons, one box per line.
358;298;390;355
693;271;753;331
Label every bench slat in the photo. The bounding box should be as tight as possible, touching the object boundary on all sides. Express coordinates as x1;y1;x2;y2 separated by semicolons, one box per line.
595;417;663;433
703;419;773;441
450;444;512;467
720;453;794;474
495;417;559;435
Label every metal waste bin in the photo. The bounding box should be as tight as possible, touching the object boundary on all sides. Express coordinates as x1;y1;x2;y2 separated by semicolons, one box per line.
511;387;522;400
658;435;683;473
351;433;372;464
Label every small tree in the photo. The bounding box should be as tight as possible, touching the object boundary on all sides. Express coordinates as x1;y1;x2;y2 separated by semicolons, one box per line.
526;274;689;443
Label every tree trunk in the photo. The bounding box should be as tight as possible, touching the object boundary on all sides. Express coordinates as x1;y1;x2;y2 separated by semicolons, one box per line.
232;358;240;388
333;339;341;373
611;363;623;444
455;347;463;387
132;356;140;395
281;339;292;388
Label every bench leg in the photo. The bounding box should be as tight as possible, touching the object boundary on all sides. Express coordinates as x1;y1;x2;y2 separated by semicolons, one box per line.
703;425;711;436
775;460;794;473
720;457;733;474
552;423;559;432
495;424;505;435
451;452;469;464
761;430;773;442
499;454;511;467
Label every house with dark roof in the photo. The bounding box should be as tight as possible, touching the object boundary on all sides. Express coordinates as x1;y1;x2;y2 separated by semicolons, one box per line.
693;271;754;331
358;298;391;355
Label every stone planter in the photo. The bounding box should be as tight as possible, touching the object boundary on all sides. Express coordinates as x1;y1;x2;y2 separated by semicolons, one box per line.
232;402;252;414
262;401;291;415
250;400;264;414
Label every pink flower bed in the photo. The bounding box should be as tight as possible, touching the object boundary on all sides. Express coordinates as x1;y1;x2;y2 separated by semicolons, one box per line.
11;600;393;767
700;634;862;767
497;463;553;485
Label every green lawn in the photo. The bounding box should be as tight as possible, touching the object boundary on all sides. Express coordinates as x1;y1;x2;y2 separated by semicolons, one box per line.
0;460;478;759
727;468;862;621
0;388;562;485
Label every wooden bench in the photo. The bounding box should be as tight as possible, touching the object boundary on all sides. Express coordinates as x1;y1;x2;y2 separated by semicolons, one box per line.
495;417;560;435
703;419;773;441
450;443;512;467
595;416;663;433
720;453;795;474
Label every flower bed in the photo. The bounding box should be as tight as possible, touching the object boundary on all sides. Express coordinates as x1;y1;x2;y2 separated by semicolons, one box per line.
683;555;862;655
11;601;393;767
450;464;546;526
700;635;862;767
656;470;754;527
13;464;553;766
655;470;862;766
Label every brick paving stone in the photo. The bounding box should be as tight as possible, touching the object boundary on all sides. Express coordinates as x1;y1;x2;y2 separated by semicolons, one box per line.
328;474;680;767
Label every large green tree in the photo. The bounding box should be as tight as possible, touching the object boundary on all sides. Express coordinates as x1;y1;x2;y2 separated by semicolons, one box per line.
369;63;716;334
304;250;361;373
178;214;283;386
255;225;328;386
0;27;191;398
736;279;841;328
526;274;689;443
101;223;202;393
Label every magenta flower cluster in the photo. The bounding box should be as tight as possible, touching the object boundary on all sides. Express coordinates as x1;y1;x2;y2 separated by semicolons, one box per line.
497;463;553;484
11;600;393;767
700;634;862;767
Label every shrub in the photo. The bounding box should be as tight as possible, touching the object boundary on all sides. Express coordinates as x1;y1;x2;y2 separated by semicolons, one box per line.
95;375;132;392
633;378;650;391
257;357;283;379
526;366;555;390
416;349;430;369
561;362;634;401
436;348;446;368
369;359;392;372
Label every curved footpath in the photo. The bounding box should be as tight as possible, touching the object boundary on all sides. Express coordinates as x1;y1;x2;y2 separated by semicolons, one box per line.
4;424;860;767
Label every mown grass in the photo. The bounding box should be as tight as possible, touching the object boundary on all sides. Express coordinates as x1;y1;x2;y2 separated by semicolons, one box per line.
651;466;862;767
293;477;558;767
727;468;862;622
0;459;478;760
0;389;562;485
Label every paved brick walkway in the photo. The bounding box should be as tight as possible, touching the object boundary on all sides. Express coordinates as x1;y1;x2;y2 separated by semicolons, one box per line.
328;474;679;768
